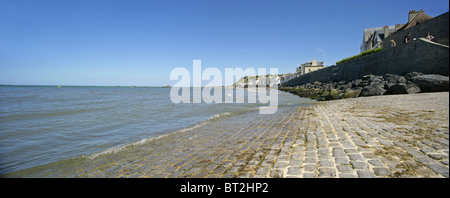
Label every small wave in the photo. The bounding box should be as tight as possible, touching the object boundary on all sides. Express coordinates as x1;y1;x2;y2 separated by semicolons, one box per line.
208;112;231;120
88;112;233;159
87;134;171;159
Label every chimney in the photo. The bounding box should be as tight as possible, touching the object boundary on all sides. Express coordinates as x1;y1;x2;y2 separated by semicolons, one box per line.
384;25;390;38
395;24;403;31
409;9;425;23
312;59;317;66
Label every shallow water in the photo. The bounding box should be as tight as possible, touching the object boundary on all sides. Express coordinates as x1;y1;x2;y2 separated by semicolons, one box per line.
0;86;313;175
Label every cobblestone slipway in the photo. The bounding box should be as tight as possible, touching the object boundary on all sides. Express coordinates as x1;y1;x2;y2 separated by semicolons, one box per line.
13;92;449;178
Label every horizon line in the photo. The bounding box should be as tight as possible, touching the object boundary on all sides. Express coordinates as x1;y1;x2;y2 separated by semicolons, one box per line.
0;84;168;88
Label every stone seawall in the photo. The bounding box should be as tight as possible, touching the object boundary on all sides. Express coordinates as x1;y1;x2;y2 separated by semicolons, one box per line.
283;38;449;87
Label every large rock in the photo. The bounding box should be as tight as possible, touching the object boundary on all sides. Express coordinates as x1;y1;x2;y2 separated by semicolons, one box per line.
384;74;407;84
410;75;449;92
336;82;352;91
370;76;384;84
342;87;362;98
351;79;363;88
360;84;386;97
385;82;421;95
362;74;375;81
405;72;424;80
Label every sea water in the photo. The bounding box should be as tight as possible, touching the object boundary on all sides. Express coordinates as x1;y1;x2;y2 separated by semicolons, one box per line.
0;86;313;175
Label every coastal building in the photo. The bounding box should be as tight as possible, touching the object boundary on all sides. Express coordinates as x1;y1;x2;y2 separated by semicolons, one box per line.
360;25;401;52
381;9;448;49
402;9;433;30
361;10;438;52
297;59;324;75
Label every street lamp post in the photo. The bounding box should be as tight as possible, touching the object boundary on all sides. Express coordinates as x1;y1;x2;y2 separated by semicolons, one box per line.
314;48;325;67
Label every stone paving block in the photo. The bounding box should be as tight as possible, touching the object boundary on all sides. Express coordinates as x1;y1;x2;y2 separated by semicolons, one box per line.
341;141;356;149
332;148;346;157
348;153;365;161
319;168;336;177
432;144;446;151
427;153;447;160
291;153;303;160
336;165;354;173
329;142;341;147
243;164;258;172
286;175;302;178
303;164;318;172
338;173;357;178
247;159;261;166
378;140;394;146
335;157;350;165
273;161;289;169
344;149;358;154
318;148;330;154
420;147;435;154
362;153;377;159
368;159;384;167
305;151;317;157
166;169;186;178
287;167;302;176
304;157;317;164
291;148;303;155
351;161;370;170
302;172;317;178
356;170;376;178
228;165;244;174
270;170;284;178
289;159;303;167
276;155;290;162
255;167;270;177
221;174;237;178
193;170;210;178
426;163;449;177
212;165;227;175
417;156;437;164
319;160;334;168
318;154;333;162
153;172;170;178
373;167;392;176
264;154;277;161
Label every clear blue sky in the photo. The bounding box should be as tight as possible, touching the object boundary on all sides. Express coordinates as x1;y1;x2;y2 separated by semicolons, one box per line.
0;0;448;86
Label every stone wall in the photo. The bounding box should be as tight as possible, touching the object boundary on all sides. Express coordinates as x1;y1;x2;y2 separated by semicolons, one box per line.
282;38;449;87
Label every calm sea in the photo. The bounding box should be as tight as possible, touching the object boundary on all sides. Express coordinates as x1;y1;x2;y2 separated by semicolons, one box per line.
0;86;313;175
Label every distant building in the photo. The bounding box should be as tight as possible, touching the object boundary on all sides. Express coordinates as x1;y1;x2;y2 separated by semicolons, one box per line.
280;72;296;84
234;74;281;88
297;59;324;75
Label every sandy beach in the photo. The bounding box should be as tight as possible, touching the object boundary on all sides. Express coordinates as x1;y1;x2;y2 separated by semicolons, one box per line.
9;92;449;178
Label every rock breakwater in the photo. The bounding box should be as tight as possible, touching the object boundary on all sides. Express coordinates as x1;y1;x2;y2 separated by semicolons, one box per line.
279;72;449;101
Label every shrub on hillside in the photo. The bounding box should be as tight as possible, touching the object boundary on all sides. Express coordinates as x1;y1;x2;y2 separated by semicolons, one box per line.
336;47;382;65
